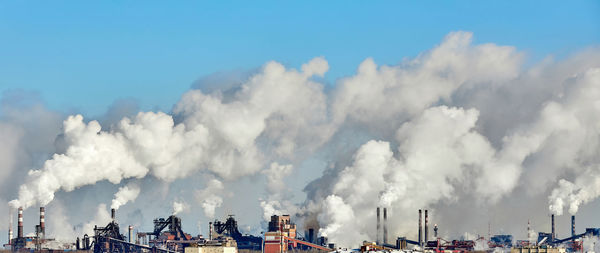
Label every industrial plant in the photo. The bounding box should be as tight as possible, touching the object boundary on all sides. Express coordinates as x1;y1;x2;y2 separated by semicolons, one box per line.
3;205;600;253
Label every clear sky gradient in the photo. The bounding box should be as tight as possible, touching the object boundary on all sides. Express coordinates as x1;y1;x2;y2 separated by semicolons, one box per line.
1;1;599;116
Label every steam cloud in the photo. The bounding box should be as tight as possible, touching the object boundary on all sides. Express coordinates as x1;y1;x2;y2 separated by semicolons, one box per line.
111;182;141;210
3;31;600;248
195;179;225;218
173;201;187;216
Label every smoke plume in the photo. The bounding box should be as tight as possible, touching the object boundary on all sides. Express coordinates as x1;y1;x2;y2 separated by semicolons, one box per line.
195;179;224;218
111;182;141;210
3;31;600;249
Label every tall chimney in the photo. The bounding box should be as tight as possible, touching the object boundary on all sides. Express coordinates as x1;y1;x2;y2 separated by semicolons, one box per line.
376;207;381;245
40;207;45;240
8;209;13;246
551;214;555;241
418;209;422;246
571;215;575;238
129;225;133;243
383;208;388;244
434;224;438;238
209;222;213;240
17;207;23;239
424;209;429;243
111;208;116;221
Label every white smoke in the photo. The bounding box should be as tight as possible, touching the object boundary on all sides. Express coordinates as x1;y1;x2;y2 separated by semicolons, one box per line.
82;204;112;235
259;163;296;221
111;182;141;210
172;201;187;216
316;106;505;247
10;56;332;210
195;179;224;218
4;30;600;248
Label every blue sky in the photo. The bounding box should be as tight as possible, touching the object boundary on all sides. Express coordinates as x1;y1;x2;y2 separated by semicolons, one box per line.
1;1;599;116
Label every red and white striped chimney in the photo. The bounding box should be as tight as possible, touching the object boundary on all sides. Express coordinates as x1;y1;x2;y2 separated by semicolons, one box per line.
17;207;23;239
40;207;45;239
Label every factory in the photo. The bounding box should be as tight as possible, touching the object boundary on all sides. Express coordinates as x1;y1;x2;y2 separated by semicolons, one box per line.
3;204;600;253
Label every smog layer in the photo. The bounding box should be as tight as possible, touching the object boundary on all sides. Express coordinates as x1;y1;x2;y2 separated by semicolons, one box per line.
1;31;600;248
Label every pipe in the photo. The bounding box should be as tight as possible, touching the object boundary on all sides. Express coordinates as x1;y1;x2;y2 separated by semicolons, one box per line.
18;207;23;239
424;209;428;243
434;224;438;238
40;207;45;240
111;208;116;221
383;207;388;244
551;214;555;241
418;209;422;246
377;207;381;245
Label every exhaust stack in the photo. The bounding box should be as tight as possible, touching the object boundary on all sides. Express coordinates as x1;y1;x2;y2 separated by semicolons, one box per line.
40;207;45;240
376;207;381;245
8;209;13;246
434;224;438;238
424;209;428;243
383;208;388;244
209;222;213;240
551;214;555;241
111;208;116;221
129;225;133;243
571;215;575;239
17;207;23;239
418;209;422;246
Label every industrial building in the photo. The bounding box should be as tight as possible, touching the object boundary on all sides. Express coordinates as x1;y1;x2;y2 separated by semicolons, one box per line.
4;204;600;253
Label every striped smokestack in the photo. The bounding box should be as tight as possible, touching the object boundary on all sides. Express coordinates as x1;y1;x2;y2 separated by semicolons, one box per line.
17;207;23;238
40;207;45;239
383;207;388;244
376;207;381;245
418;209;422;246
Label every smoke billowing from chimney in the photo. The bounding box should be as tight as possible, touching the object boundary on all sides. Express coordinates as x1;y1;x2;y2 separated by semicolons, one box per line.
111;182;140;210
2;31;600;249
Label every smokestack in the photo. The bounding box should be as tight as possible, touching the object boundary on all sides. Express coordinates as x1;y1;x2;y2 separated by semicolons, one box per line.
17;207;23;239
129;225;133;243
209;222;213;240
418;209;422;246
383;208;388;244
551;214;555;241
571;215;575;238
424;209;428;243
111;208;116;221
434;224;438;238
40;207;45;240
8;208;13;245
376;207;381;245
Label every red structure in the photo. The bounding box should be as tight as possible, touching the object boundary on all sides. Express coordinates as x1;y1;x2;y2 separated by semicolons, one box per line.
264;215;329;253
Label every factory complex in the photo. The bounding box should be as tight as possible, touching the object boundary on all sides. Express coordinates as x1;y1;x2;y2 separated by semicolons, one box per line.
2;206;599;253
